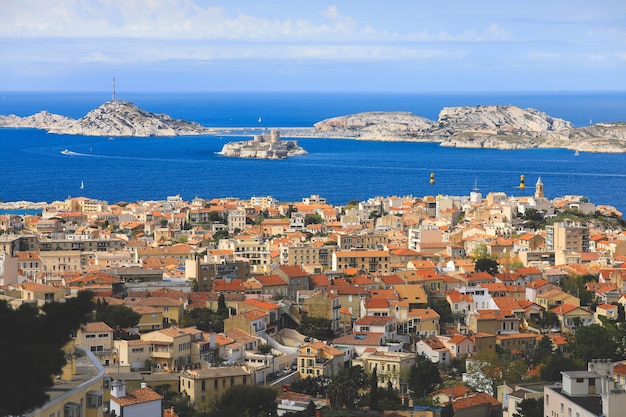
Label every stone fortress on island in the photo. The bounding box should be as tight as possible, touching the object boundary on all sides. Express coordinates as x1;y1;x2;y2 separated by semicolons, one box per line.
219;129;307;159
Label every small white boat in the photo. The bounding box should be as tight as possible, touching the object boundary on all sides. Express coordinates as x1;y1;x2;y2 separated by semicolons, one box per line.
80;181;84;190
258;117;262;123
574;150;580;156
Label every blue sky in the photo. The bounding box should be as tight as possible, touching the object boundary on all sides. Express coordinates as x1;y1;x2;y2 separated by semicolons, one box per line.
1;0;625;92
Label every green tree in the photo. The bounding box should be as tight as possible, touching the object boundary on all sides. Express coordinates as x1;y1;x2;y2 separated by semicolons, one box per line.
465;352;526;395
212;229;230;242
407;353;442;399
290;375;330;397
474;258;499;275
532;334;553;364
570;324;621;363
217;293;228;316
206;384;277;417
305;214;324;225
95;300;141;330
540;353;580;381
0;291;94;416
153;384;195;417
513;398;543;417
299;317;335;340
326;366;368;410
180;307;225;332
369;365;379;410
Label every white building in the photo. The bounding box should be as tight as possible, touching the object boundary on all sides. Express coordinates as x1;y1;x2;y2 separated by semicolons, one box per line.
110;380;163;417
544;359;626;417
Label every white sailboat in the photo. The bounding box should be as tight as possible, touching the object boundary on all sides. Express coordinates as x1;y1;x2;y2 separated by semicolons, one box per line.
80;181;84;190
574;150;580;156
258;117;262;123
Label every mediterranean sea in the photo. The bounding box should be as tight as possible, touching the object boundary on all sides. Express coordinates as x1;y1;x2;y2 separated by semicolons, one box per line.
0;91;625;212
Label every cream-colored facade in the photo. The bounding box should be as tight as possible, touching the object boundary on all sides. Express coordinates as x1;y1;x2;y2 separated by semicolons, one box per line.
76;322;115;366
179;366;253;405
220;236;271;274
39;250;85;273
297;342;344;378
282;244;336;269
332;250;391;274
139;327;203;371
359;351;416;390
6;282;67;304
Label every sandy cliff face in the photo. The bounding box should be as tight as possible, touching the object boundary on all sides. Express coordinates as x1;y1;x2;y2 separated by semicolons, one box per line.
0;101;209;137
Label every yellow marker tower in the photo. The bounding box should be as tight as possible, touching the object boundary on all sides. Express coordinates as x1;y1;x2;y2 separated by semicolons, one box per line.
430;172;435;184
519;174;525;189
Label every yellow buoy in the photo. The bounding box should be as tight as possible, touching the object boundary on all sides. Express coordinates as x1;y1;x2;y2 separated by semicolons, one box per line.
429;172;435;184
519;174;525;189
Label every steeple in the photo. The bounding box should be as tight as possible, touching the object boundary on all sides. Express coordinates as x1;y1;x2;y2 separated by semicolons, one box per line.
535;177;544;199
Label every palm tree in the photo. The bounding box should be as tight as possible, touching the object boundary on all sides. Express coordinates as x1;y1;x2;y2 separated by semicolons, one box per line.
326;366;367;410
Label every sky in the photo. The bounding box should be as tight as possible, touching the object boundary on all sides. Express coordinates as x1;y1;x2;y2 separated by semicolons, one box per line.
1;0;625;92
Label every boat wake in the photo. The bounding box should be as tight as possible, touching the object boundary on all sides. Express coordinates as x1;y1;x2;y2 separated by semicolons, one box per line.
60;149;88;156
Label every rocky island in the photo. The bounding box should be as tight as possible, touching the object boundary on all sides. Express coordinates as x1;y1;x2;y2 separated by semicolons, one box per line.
2;99;626;153
0;100;210;137
218;129;307;159
309;105;626;153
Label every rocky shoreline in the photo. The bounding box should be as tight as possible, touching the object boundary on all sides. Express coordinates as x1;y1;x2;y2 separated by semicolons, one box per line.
1;100;625;152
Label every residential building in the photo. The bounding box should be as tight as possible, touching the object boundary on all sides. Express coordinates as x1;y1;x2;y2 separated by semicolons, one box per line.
109;380;163;417
5;282;67;304
223;310;268;336
337;232;388;250
551;304;594;333
358;350;416;390
416;337;451;364
332;250;391;274
139;327;202;371
221;236;271;274
297;342;344;378
179;366;253;405
545;221;590;253
75;321;115;366
544;359;626;417
274;265;311;300
282;244;336;269
247;274;289;298
468;309;519;335
298;290;341;333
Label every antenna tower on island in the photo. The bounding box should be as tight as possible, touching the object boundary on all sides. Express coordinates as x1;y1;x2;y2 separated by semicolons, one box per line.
112;77;116;101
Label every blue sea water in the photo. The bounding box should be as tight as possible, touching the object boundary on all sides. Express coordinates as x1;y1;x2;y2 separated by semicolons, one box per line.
0;91;625;212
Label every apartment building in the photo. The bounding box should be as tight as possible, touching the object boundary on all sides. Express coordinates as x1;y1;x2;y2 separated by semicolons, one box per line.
332;250;391;274
545;221;590;253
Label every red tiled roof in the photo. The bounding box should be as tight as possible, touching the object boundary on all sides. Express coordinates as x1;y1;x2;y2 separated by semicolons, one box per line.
452;392;501;410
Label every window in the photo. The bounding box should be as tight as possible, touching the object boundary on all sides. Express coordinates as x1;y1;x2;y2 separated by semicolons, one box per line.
86;391;102;408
